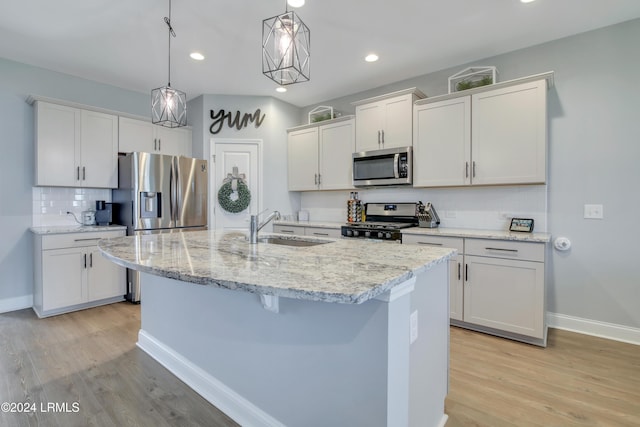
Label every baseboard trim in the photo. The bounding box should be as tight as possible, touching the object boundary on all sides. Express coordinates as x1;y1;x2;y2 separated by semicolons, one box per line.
547;312;640;346
137;329;284;427
0;294;33;314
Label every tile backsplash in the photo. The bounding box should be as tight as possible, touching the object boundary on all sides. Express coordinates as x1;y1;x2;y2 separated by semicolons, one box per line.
32;187;112;227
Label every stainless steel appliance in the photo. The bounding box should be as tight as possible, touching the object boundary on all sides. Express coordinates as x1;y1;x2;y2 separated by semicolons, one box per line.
95;200;113;226
341;202;422;242
113;152;208;302
352;146;412;187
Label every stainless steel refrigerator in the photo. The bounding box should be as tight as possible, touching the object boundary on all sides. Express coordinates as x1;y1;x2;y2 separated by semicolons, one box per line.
113;152;208;302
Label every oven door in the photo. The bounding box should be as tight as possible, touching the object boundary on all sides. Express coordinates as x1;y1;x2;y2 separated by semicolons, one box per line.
352;146;412;187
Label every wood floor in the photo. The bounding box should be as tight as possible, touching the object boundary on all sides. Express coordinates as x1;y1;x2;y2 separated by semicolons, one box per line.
1;304;638;426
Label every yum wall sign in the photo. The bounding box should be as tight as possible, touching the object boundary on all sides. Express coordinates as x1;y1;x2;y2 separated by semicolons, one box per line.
209;109;266;134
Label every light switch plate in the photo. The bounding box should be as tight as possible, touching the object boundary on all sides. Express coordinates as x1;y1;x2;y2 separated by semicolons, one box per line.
584;204;604;219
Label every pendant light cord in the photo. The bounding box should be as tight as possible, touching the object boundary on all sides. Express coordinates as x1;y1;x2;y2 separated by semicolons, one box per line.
164;0;176;87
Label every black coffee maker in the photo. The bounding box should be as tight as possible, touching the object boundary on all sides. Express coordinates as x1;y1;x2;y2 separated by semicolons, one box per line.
95;200;113;226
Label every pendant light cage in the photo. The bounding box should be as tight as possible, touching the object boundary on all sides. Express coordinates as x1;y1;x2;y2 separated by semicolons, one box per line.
262;10;310;85
152;86;187;128
152;0;187;128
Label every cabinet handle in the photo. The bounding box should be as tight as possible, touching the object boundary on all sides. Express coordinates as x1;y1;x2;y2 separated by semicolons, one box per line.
280;230;294;234
82;166;86;181
377;130;381;146
381;129;384;145
74;238;101;242
89;253;93;267
158;139;161;151
465;264;468;282
313;232;329;236
465;162;469;178
458;262;461;280
84;254;87;269
314;173;318;185
77;166;80;181
417;241;442;246
485;247;519;253
472;161;476;178
318;174;321;185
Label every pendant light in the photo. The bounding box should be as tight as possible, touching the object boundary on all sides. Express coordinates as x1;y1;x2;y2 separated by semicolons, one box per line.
151;0;187;128
262;0;310;86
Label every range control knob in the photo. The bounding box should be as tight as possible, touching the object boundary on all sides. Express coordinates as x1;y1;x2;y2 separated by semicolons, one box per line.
346;229;353;237
365;231;371;238
353;230;359;237
385;232;392;239
378;232;384;239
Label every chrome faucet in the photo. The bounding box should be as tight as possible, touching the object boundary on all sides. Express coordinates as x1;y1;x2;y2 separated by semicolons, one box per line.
249;210;281;244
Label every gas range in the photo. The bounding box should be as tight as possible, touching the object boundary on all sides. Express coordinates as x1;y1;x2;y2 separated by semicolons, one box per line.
341;203;420;242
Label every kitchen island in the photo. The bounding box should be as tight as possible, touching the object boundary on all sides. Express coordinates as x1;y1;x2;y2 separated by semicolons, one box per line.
99;230;455;427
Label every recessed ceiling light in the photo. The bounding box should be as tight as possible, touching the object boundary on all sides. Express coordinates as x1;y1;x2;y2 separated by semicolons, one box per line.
520;0;535;3
276;87;287;93
365;54;379;62
190;52;205;61
287;0;305;7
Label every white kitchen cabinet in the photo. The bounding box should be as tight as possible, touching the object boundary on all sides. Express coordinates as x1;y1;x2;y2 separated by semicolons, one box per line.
402;234;464;321
118;116;192;157
403;232;547;345
287;117;355;191
463;239;545;340
34;101;118;188
413;74;551;187
353;88;425;152
273;224;341;238
33;229;126;318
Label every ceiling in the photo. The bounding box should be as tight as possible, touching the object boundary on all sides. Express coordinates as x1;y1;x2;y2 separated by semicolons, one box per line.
2;0;640;107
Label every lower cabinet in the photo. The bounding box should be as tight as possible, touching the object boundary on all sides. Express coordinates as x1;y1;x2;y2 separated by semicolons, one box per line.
33;230;126;318
273;224;341;238
403;234;547;346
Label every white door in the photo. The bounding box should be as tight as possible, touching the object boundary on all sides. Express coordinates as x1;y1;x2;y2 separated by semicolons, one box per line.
211;140;261;231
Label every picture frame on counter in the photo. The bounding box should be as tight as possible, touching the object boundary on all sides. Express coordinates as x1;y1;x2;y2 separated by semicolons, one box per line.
509;218;534;233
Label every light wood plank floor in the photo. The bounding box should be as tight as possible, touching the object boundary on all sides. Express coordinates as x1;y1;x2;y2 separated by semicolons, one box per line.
1;304;638;426
446;326;640;427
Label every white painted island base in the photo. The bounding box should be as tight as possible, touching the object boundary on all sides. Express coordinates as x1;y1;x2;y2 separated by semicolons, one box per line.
136;263;449;427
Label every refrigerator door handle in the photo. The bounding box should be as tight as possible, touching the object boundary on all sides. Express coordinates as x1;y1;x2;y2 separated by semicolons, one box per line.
174;157;181;225
169;159;175;223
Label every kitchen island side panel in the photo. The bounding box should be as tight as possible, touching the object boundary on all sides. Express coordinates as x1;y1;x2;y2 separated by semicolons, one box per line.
139;273;400;427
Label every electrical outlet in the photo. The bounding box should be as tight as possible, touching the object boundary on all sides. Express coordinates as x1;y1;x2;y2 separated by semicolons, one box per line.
584;204;604;219
410;311;418;344
444;210;457;219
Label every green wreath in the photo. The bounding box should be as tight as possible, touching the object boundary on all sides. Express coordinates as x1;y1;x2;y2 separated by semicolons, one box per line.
218;180;251;213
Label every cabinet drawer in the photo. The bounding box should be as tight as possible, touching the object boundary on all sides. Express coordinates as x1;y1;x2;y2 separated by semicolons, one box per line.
465;238;544;262
305;227;341;238
273;225;305;236
402;234;464;253
41;230;125;250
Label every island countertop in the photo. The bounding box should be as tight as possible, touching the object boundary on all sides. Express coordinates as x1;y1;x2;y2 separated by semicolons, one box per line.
98;230;455;304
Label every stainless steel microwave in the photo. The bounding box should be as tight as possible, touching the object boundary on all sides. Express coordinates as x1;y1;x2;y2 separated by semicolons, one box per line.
352;146;413;187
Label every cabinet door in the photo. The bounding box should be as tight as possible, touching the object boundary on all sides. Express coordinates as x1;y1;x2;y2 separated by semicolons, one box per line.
381;94;414;149
156;126;192;157
118;116;155;153
42;248;86;311
464;255;544;338
87;248;126;301
319;119;355;190
273;225;305;235
355;102;383;152
35;102;80;187
81;110;118;188
471;79;547;185
414;97;471;187
288;127;319;191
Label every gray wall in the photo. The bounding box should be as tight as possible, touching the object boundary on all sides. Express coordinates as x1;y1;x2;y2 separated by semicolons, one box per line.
0;57;151;307
301;19;640;329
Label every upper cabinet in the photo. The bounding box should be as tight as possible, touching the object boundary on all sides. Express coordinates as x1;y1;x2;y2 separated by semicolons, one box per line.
353;88;425;152
288;117;355;191
118;116;192;157
414;73;552;187
34;101;118;188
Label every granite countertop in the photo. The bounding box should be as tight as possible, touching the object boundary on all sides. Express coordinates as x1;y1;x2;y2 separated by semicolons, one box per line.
401;227;551;243
98;230;455;304
30;225;127;235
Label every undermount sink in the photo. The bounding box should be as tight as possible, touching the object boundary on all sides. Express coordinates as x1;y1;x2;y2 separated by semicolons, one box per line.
257;236;330;247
